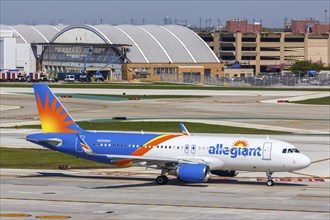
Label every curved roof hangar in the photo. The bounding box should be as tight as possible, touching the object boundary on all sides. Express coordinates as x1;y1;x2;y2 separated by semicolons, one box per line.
50;24;219;64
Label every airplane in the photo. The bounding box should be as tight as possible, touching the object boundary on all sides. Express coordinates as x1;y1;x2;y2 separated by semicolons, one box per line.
26;84;311;186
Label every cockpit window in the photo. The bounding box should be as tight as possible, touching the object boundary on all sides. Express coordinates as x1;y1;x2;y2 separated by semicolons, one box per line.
282;148;300;154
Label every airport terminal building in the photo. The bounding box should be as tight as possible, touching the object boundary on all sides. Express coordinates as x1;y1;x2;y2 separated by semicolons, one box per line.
0;24;222;82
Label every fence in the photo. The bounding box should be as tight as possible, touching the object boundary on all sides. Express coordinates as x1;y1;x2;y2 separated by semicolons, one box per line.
158;74;330;87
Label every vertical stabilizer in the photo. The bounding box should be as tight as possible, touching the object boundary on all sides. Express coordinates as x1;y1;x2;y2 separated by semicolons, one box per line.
33;84;84;133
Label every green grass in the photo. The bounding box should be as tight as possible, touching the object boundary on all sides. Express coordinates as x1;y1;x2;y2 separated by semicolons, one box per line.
0;147;113;169
66;93;209;99
17;121;288;134
292;96;330;105
0;82;329;91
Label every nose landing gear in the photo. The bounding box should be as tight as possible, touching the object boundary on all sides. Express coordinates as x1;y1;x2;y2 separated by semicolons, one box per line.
266;171;274;186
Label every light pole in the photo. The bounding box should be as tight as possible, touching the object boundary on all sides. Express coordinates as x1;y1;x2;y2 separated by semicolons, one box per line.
325;10;328;23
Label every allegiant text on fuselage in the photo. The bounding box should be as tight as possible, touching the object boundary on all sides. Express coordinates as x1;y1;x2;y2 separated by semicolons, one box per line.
208;144;262;158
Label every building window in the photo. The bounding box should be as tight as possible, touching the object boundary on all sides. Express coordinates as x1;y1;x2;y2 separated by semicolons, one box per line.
261;47;280;51
242;38;256;42
221;37;235;42
260;56;280;60
242;56;256;60
154;67;176;75
260;38;280;42
242;47;256;51
285;38;304;42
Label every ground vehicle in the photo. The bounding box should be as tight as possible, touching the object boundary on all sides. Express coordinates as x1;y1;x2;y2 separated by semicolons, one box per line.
64;75;75;82
251;76;272;86
93;72;104;81
48;77;58;82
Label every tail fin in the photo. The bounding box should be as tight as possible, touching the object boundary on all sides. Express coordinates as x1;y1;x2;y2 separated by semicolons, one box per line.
33;84;84;133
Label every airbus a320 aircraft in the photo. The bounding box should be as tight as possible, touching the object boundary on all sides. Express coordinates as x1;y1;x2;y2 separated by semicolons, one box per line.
27;84;311;186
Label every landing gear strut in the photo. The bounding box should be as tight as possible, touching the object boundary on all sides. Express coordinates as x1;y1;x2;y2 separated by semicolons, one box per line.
266;171;274;186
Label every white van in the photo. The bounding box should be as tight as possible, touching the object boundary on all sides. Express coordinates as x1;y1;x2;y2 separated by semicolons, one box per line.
64;75;75;82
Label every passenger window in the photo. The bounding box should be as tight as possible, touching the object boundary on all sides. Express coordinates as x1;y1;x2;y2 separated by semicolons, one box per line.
282;148;287;153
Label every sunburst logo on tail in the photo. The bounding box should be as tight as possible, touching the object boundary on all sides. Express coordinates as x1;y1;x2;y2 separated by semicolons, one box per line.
233;140;249;147
36;92;77;133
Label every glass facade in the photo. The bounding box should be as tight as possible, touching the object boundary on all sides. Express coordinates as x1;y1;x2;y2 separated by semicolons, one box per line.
42;46;123;65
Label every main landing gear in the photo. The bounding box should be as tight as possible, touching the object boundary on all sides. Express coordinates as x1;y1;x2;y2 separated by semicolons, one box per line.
156;175;168;185
156;169;169;185
266;171;274;186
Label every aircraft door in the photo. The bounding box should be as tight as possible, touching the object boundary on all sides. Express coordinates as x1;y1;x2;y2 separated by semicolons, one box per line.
262;142;272;160
75;135;85;152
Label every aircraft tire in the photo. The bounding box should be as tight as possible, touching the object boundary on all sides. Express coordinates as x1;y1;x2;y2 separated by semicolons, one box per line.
156;175;168;185
266;180;274;186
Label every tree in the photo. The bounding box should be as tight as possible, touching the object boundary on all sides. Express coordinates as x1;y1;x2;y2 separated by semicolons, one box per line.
290;60;328;76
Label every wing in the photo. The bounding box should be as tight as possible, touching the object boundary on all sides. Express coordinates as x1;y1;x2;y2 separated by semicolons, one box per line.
77;135;224;169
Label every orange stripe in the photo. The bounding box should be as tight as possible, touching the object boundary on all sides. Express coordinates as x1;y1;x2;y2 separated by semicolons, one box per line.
131;134;180;156
115;160;132;166
81;144;90;151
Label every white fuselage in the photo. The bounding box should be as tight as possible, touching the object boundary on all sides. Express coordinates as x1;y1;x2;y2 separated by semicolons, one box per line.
135;135;311;172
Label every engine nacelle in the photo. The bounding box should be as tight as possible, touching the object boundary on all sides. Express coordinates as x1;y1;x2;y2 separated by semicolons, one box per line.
211;170;238;177
177;164;210;183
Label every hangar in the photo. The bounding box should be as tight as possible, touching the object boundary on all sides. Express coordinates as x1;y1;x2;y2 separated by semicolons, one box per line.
0;24;223;82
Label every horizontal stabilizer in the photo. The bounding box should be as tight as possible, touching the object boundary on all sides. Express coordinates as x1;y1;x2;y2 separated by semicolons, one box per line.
26;138;62;147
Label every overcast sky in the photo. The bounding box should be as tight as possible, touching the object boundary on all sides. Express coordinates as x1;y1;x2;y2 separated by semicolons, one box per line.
0;0;329;28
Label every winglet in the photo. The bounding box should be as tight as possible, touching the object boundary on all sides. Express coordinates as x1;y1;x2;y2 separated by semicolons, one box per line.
180;123;191;136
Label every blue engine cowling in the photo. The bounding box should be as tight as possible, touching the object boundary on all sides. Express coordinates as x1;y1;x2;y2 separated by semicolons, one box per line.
177;164;210;183
211;170;238;177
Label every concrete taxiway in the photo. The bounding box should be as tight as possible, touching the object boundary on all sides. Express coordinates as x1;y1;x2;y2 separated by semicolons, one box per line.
1;87;330;134
1;167;329;220
0;86;329;219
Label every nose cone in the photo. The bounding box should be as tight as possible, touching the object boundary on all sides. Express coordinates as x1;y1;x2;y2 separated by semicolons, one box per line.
296;154;311;170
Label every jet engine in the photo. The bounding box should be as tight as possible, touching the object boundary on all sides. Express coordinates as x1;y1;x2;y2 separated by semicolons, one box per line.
176;164;210;183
